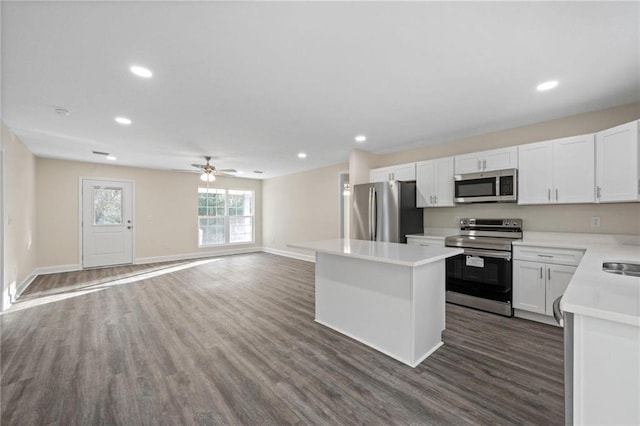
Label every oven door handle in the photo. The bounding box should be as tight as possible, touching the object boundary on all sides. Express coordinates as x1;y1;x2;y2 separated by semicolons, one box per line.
463;249;512;260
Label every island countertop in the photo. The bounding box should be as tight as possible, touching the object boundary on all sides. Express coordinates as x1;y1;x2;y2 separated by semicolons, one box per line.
288;239;463;267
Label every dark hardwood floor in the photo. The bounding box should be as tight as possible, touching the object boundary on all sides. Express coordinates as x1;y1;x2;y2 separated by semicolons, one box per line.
1;253;564;425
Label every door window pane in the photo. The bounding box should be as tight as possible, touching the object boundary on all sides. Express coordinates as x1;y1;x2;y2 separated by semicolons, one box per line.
93;187;122;225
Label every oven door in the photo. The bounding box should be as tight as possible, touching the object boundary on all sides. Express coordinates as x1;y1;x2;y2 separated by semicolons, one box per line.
445;248;512;304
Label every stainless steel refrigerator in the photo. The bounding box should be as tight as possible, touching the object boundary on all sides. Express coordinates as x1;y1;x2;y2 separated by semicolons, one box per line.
351;181;423;243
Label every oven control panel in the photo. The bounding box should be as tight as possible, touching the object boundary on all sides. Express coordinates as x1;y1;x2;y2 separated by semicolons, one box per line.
460;218;522;229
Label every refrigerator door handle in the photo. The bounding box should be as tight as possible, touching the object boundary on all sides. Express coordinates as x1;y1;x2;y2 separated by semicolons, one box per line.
372;187;377;241
368;186;374;240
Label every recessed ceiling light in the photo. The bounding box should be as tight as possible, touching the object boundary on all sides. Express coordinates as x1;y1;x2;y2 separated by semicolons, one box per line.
537;80;559;91
54;107;70;117
115;116;132;125
106;155;117;161
130;65;153;78
355;135;367;143
298;152;307;159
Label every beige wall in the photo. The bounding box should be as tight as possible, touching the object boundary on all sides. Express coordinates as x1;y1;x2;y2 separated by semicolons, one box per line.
377;102;640;167
262;162;347;255
36;158;263;268
348;149;377;185
2;124;37;305
375;102;640;235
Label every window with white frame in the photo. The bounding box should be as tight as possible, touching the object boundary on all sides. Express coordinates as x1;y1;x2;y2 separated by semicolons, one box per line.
198;188;254;246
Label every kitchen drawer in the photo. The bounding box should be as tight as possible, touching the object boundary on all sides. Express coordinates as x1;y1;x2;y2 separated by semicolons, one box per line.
406;236;445;247
513;245;584;266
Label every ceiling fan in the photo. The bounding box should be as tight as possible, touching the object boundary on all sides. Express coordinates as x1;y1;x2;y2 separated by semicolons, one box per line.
192;156;237;182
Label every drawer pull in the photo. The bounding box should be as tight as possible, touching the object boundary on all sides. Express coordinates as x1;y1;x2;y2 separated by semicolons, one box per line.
537;254;554;258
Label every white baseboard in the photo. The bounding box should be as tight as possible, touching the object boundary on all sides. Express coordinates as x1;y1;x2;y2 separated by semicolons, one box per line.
36;264;82;275
134;247;262;265
262;247;315;263
14;271;38;302
514;309;561;327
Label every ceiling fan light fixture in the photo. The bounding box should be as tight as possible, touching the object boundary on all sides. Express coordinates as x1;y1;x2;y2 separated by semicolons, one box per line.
200;172;216;182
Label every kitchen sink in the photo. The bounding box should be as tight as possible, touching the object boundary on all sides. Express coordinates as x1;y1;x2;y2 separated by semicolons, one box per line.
602;262;640;277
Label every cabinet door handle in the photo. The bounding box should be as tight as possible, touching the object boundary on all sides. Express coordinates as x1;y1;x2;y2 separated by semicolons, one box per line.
434;195;438;205
597;186;602;199
483;159;487;170
548;188;551;201
555;188;558;201
548;268;551;280
429;195;433;204
540;267;543;279
477;160;481;170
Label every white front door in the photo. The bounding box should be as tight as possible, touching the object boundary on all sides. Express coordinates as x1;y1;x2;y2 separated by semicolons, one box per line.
82;179;133;268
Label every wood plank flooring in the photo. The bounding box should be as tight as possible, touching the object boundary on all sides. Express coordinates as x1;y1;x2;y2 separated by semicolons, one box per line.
1;253;564;425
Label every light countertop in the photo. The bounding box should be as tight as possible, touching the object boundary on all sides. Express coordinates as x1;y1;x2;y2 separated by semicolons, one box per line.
515;233;640;327
406;228;458;239
288;239;462;267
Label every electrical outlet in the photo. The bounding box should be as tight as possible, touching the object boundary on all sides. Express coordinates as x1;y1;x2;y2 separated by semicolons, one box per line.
591;216;601;228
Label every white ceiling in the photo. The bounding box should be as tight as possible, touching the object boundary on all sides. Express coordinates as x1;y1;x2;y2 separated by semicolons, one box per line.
2;1;639;179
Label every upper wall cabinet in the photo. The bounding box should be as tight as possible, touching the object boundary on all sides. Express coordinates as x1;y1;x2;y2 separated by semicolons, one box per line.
454;147;518;174
369;162;416;183
416;157;455;208
595;120;640;203
518;134;595;205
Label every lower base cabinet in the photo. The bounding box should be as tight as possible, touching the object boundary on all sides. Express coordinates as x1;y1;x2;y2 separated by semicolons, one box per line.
513;261;576;315
512;245;584;324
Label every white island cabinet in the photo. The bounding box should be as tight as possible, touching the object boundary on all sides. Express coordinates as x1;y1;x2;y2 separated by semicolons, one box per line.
289;239;462;367
560;243;640;425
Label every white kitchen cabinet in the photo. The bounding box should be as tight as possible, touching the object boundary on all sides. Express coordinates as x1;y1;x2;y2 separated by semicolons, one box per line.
416;157;454;207
513;261;577;317
513;245;583;324
518;134;595;205
369;162;416;183
454;147;518;174
595;120;640;203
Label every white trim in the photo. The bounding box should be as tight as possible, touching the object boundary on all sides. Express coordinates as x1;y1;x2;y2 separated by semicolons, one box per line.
262;247;315;263
14;270;38;302
134;247;262;265
514;309;561;327
36;264;82;275
0;139;4;311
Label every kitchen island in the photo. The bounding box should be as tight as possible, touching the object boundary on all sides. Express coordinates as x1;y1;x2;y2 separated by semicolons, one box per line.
288;239;462;367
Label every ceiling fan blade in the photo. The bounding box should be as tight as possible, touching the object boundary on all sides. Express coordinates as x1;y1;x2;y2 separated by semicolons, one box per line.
172;169;201;173
218;168;237;173
191;163;206;168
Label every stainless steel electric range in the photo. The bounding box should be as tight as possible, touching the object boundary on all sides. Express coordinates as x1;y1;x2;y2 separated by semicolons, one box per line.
444;218;523;317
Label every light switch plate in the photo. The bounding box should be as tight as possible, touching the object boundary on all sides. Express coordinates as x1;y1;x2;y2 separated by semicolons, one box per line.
591;216;601;228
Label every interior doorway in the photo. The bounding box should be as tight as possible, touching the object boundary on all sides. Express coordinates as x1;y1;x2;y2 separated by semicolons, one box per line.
81;179;134;268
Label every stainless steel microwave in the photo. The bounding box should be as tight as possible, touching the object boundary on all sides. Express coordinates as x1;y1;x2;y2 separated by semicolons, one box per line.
454;168;517;203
